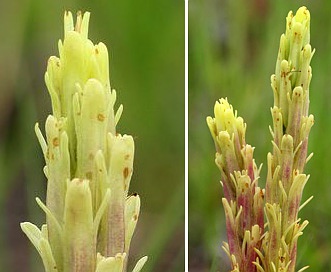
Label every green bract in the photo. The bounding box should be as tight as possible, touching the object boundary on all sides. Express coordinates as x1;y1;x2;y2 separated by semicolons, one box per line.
21;11;147;272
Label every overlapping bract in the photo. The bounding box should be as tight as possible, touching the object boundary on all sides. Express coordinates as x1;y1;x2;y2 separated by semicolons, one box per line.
21;11;147;272
207;6;314;272
263;6;314;272
207;98;264;272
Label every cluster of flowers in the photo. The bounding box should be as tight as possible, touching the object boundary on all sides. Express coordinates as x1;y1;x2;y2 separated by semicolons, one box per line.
207;6;314;272
21;11;147;272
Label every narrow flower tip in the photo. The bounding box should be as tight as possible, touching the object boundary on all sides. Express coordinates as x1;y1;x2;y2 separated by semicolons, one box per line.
280;134;293;152
206;116;216;135
294;6;310;24
132;256;148;272
280;59;290;73
64;10;90;39
303;44;312;56
125;194;141;250
287;6;310;47
212;98;246;142
53;9;112;124
218;97;230;106
64;179;94;223
251;224;261;240
64;11;74;34
214;98;233;133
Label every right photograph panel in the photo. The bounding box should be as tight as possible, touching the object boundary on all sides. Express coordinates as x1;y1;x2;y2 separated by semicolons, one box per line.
189;1;330;271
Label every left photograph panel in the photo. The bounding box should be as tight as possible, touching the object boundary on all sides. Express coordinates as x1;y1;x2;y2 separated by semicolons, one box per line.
0;1;184;271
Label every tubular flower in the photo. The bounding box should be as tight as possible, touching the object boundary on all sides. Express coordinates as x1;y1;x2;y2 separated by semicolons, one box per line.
207;98;264;272
21;11;147;272
264;6;314;272
207;6;314;272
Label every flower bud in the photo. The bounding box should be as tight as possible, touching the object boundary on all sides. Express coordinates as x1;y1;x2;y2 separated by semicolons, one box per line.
63;179;95;271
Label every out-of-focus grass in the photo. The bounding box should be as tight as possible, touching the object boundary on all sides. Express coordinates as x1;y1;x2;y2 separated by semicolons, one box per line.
0;0;184;271
189;0;331;271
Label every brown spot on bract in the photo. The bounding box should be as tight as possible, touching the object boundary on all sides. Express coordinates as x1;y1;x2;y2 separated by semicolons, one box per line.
123;167;129;179
260;190;264;199
95;48;99;54
133;215;138;221
97;113;105;122
88;153;94;160
124;154;130;160
53;137;59;147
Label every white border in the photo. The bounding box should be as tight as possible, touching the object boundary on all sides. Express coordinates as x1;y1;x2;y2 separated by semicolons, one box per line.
185;0;188;271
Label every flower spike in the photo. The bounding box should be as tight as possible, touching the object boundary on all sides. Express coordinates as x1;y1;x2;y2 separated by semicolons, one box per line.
21;11;147;272
207;6;314;272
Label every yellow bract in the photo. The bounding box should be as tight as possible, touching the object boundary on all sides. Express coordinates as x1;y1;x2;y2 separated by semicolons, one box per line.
21;11;147;272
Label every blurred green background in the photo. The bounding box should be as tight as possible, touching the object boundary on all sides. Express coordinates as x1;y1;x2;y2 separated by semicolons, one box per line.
189;0;331;271
0;0;184;271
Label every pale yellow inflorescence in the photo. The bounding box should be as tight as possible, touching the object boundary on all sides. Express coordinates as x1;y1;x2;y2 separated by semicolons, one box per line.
21;11;147;272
